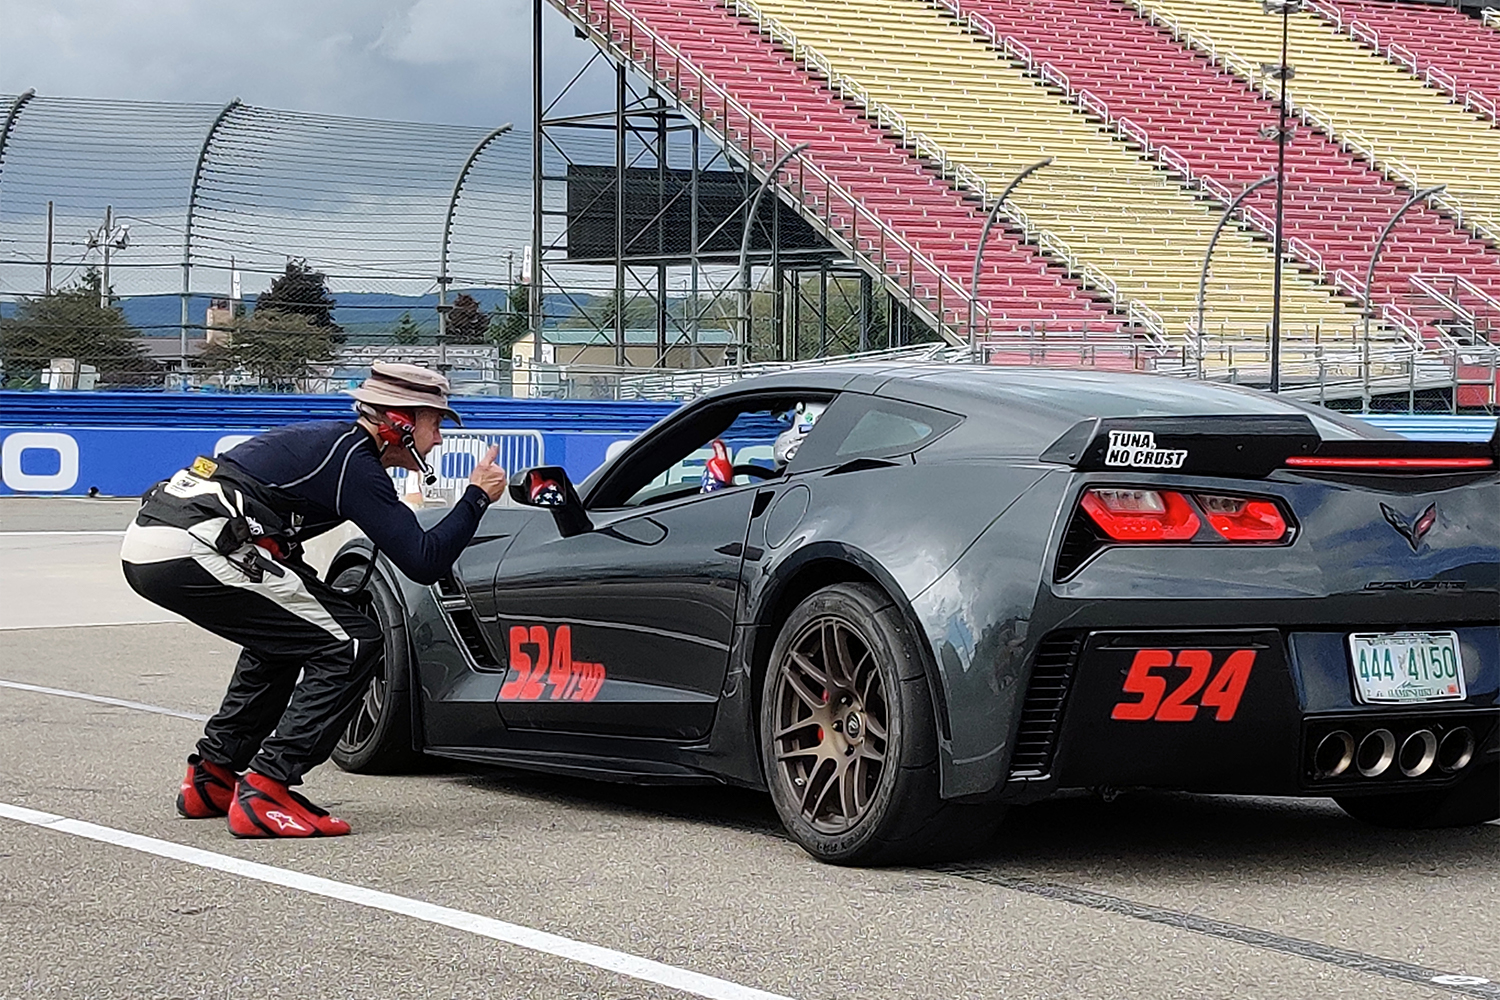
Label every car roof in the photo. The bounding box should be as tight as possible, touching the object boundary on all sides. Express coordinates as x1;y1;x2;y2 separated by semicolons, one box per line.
695;363;901;398
711;364;1390;438
717;364;1294;413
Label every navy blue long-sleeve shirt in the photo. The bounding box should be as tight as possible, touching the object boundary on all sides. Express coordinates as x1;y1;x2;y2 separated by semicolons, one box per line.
221;420;488;584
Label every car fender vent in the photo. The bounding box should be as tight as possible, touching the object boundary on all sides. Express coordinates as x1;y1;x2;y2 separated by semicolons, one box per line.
1054;509;1106;581
446;607;501;670
1007;631;1085;780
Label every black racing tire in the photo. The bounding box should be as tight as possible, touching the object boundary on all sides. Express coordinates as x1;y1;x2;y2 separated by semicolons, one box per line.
1335;762;1499;829
329;564;423;774
759;582;1003;866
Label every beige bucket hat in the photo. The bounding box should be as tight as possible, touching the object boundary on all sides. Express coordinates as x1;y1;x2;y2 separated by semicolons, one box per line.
345;362;463;426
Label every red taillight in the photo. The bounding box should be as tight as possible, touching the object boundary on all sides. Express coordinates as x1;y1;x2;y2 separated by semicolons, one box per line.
1285;456;1493;470
1196;493;1289;541
1080;488;1201;541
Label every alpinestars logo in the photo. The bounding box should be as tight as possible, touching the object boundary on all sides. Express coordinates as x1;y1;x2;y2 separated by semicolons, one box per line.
1380;502;1437;551
265;810;307;833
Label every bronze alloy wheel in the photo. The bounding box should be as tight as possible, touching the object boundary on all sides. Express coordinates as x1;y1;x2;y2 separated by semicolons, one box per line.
337;667;387;758
770;614;890;834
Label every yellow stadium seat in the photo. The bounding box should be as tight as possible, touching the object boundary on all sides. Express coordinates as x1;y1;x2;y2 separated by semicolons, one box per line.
1131;0;1500;243
741;0;1373;349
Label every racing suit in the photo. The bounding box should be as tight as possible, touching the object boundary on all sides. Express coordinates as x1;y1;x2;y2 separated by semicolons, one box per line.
121;420;490;784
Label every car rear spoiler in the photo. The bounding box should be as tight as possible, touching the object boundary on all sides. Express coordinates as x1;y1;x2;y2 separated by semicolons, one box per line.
1040;414;1499;478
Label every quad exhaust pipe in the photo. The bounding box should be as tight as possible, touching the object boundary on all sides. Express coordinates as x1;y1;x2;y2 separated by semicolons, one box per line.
1310;724;1476;781
1313;730;1355;779
1398;730;1438;778
1356;729;1396;778
1438;727;1475;773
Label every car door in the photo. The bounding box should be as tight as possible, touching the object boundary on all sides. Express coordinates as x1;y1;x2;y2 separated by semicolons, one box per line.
489;399;795;742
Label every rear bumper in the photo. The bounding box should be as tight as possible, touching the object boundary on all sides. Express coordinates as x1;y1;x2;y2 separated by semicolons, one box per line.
1002;625;1499;800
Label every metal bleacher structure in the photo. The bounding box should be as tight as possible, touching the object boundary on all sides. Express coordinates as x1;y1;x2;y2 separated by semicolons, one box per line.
540;0;1499;409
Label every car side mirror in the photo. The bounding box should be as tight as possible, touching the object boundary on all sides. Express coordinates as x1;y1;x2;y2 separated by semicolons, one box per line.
509;466;591;538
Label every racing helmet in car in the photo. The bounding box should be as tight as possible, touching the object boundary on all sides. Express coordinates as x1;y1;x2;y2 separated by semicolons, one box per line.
774;400;826;467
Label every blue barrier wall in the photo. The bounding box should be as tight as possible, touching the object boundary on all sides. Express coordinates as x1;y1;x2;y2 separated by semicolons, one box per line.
0;391;677;431
0;391;1492;496
0;392;678;497
1360;414;1497;442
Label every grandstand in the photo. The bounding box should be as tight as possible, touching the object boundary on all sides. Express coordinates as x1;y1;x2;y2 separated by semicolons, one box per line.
5;0;1494;404
740;0;1370;354
1304;0;1500;127
1132;0;1500;246
939;0;1500;355
547;0;1499;403
591;0;1125;342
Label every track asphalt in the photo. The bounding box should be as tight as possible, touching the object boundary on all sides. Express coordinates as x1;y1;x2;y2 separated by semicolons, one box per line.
0;497;1494;999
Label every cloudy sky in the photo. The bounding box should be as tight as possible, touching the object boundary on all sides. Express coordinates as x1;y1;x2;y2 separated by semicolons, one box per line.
0;1;641;299
0;0;604;127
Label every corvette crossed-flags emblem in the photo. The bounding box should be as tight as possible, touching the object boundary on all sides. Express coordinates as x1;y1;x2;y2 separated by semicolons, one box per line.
1379;502;1437;552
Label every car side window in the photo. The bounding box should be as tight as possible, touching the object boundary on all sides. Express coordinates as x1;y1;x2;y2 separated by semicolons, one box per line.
836;408;934;456
788;394;960;471
588;393;833;509
619;410;783;508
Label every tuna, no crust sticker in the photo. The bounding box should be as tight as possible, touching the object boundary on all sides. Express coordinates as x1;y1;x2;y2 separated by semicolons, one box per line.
1104;430;1188;470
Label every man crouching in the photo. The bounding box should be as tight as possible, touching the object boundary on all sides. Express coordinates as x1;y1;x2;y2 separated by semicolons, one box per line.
121;363;506;838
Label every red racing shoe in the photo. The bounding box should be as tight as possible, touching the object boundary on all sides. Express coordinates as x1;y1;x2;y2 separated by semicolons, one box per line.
177;754;237;819
227;771;351;838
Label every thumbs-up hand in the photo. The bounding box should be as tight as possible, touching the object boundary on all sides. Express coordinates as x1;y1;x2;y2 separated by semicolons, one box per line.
468;444;507;502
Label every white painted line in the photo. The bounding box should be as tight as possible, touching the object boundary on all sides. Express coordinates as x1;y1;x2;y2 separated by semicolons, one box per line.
0;801;794;1000
0;530;127;537
0;619;181;632
0;679;210;722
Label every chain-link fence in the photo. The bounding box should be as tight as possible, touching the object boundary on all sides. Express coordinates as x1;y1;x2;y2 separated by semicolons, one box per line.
0;92;899;398
0;93;532;393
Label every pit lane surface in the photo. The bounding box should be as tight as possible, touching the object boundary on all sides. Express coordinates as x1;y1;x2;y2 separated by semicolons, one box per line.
1;497;1495;1000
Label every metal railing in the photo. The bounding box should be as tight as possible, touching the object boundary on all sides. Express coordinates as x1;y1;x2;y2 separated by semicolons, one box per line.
396;428;545;502
503;333;1496;412
1302;0;1500;126
607;341;972;399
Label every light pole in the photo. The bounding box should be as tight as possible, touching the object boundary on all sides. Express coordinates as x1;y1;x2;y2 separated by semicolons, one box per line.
438;123;513;374
738;142;809;372
1196;174;1277;378
1261;0;1301;393
1361;183;1446;411
969;157;1052;347
87;206;129;309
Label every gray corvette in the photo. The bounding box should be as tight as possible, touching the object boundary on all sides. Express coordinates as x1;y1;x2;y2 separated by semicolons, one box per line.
325;366;1500;864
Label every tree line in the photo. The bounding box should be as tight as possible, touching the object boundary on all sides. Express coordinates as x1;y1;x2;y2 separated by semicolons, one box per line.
0;259;532;389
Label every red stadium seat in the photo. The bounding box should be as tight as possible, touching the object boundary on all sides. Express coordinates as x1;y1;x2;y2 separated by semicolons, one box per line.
580;0;1126;338
954;0;1500;346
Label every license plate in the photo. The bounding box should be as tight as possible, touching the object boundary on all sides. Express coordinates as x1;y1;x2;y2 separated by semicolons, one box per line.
1348;631;1466;704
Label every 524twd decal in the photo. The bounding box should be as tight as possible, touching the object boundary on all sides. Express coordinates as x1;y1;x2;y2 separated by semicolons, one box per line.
325;366;1500;865
498;625;605;703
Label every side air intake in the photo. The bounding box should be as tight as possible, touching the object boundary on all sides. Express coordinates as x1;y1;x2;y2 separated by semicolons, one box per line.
433;576;501;671
1007;632;1085;780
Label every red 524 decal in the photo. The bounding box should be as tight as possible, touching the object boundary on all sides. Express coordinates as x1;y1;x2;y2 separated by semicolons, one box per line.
1111;648;1256;722
498;625;606;702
